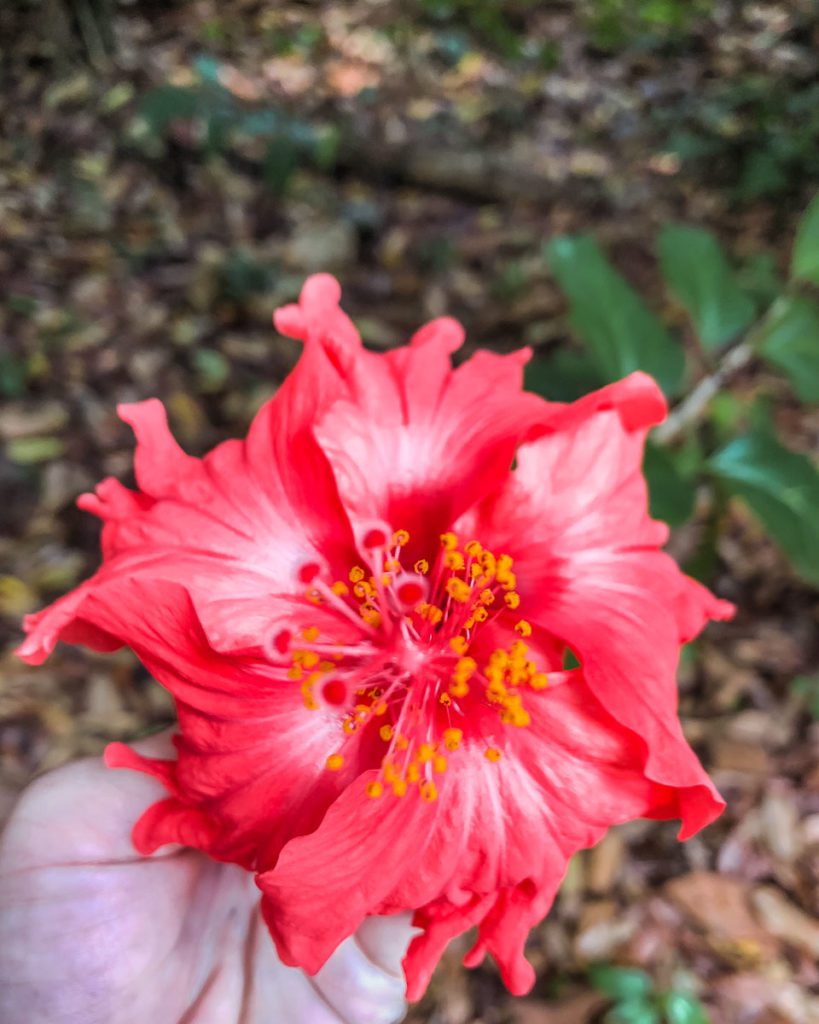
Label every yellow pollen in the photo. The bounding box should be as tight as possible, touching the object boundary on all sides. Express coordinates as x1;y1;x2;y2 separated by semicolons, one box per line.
514;619;533;637
302;626;320;641
349;566;365;583
417;742;435;763
366;781;384;799
343;718;358;734
301;651;319;669
414;559;429;575
392;779;408;797
530;672;549;690
469;563;484;580
485;747;502;762
331;580;349;596
427;605;443;625
464;540;483;558
421;781;438;802
326;754;344;771
433;754;448;774
439;692;452;706
443;727;463;751
450;635;468;655
480;588;495;604
472;606;488;623
379;724;394;742
445;578;471;603
353;581;372;599
440;532;458;550
396;734;409;751
287;665;303;681
406;762;421;783
392;529;410;547
444;550;465;571
504;592;521;610
450;679;469;698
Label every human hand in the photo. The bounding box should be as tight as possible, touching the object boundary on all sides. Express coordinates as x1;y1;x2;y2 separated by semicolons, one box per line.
0;733;412;1024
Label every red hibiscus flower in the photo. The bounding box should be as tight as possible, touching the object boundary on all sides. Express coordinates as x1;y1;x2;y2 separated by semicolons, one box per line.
17;274;732;1000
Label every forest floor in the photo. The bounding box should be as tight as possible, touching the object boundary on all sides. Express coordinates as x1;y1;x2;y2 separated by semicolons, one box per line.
2;2;819;1021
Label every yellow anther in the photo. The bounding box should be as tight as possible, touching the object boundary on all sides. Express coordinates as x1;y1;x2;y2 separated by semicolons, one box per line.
287;665;303;681
530;672;549;690
504;592;521;610
414;559;429;575
514;620;533;638
433;755;448;774
439;692;452;706
450;635;468;655
306;589;323;604
319;660;335;672
349;566;365;583
450;679;469;698
392;779;408;797
454;656;476;680
510;640;528;657
480;551;497;575
498;571;517;591
396;734;409;751
343;718;358;734
331;580;350;597
406;762;421;783
480;588;495;605
443;727;463;751
383;762;399;783
382;573;393;586
440;532;458;550
445;578;471;603
353;581;372;599
427;605;443;625
302;626;320;642
379;724;394;742
421;781;438;802
417;742;435;763
392;529;410;547
472;606;488;623
366;781;384;799
465;540;483;558
497;554;514;572
444;550;465;571
470;563;484;580
485;747;502;762
301;651;319;669
489;649;509;668
326;754;344;771
374;700;388;716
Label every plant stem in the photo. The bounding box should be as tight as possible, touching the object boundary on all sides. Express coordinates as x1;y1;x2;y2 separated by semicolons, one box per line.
653;340;755;444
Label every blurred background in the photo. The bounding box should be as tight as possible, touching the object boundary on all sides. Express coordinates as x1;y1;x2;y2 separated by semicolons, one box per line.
2;1;819;1021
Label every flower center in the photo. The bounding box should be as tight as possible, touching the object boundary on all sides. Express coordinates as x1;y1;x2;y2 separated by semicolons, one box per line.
271;529;549;801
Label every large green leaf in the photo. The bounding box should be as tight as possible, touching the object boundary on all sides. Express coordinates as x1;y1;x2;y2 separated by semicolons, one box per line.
709;429;819;586
643;441;699;528
659;225;756;351
758;295;819;403
792;192;819;285
524;349;605;402
546;236;686;396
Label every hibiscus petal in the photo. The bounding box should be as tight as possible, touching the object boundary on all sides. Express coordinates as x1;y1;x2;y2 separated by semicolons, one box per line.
258;669;683;998
468;376;731;838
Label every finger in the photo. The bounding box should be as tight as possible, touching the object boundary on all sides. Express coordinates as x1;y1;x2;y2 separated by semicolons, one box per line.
0;734;177;870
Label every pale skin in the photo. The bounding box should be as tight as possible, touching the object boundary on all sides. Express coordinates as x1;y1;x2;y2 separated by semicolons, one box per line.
0;733;412;1024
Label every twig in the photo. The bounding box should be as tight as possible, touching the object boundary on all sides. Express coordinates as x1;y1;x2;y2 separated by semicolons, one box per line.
653;340;755;445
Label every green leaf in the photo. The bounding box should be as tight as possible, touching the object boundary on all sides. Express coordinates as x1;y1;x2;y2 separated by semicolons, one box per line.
758;295;819;402
590;965;654;1000
643;442;699;527
546;236;685;396
524;349;606;403
792;192;819;285
609;999;661;1024
662;991;710;1024
659;225;756;350
709;429;819;586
